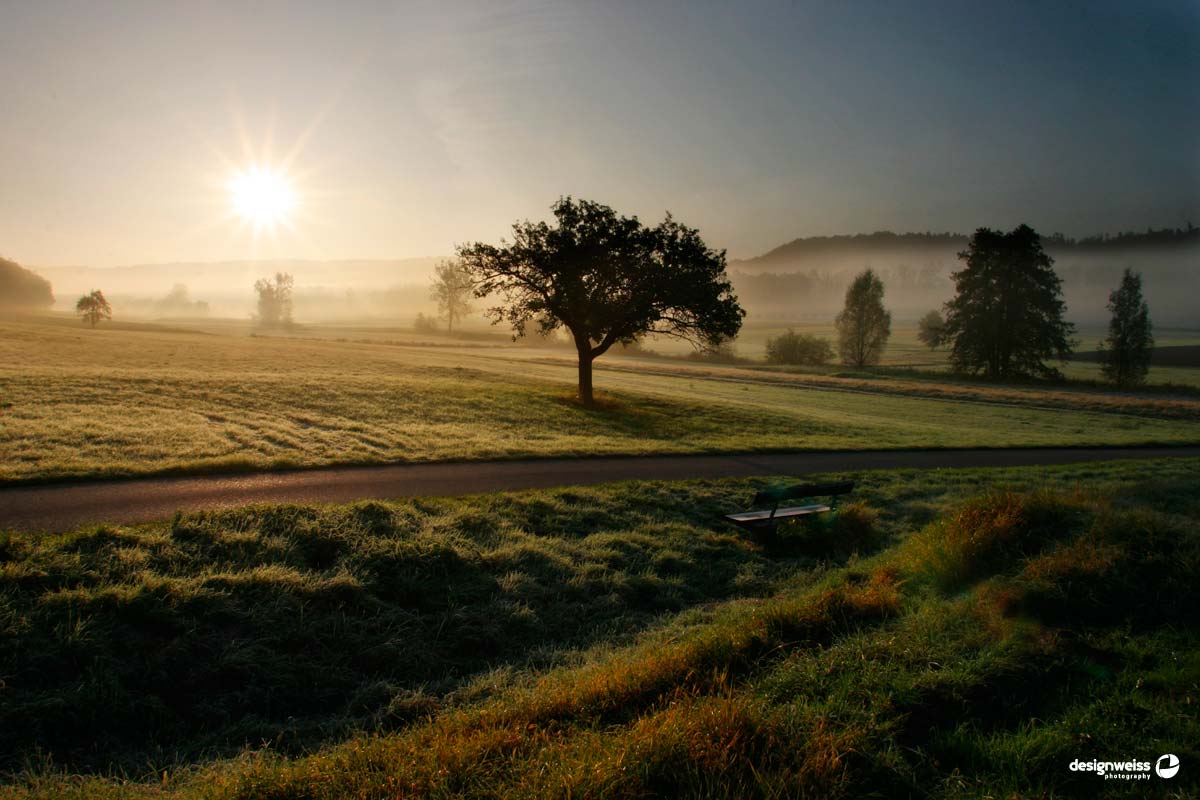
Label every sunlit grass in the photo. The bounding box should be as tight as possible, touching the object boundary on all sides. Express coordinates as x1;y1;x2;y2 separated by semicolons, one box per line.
2;316;1199;484
2;458;1196;798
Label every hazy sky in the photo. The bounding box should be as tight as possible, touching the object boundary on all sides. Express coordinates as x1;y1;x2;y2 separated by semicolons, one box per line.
2;0;1197;267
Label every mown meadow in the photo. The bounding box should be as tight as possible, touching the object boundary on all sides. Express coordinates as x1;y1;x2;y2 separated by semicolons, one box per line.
2;315;1199;484
2;458;1196;798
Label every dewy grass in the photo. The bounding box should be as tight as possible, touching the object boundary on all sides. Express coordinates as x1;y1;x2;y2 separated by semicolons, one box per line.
2;316;1200;483
1;458;1197;799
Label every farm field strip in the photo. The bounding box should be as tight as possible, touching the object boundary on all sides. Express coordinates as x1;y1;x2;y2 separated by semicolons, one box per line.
3;317;1200;484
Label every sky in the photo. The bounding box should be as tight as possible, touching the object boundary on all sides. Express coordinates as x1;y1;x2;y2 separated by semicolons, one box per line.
1;0;1197;267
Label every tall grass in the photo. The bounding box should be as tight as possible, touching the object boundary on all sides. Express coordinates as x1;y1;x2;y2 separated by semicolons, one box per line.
2;459;1198;798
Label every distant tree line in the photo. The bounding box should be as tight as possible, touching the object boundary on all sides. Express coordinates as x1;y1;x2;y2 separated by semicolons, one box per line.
744;225;1197;269
758;224;1155;387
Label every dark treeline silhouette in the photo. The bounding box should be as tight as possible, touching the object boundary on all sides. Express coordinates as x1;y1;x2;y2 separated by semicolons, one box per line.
742;226;1198;269
1057;224;1198;249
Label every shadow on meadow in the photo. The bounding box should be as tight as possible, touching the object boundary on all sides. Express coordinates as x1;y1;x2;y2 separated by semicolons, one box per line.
0;479;872;773
3;461;1198;799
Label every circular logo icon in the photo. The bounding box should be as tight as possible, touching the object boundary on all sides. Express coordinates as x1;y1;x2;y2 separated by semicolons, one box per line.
1156;754;1180;779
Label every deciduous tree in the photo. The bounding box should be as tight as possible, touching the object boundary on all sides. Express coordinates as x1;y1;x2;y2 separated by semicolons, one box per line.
254;272;294;327
75;290;112;328
1099;268;1153;387
430;260;473;333
458;197;744;405
917;310;946;350
835;269;891;366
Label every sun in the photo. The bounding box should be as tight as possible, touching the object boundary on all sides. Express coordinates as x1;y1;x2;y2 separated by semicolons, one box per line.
228;167;296;226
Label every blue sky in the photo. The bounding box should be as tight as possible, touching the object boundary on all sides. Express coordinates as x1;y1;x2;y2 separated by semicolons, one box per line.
1;0;1196;265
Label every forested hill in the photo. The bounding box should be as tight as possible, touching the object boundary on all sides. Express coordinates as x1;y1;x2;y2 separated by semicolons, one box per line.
728;227;1199;324
734;226;1199;271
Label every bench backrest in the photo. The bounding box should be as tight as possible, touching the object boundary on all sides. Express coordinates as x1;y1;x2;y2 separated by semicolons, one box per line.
753;480;855;507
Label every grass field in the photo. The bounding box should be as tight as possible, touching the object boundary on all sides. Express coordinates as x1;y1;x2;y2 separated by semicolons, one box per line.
2;315;1200;484
2;458;1196;798
642;319;1200;382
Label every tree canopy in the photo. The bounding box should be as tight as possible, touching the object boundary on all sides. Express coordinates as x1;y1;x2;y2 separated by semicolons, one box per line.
0;257;54;310
1099;268;1153;388
835;269;891;366
942;225;1074;380
457;197;744;404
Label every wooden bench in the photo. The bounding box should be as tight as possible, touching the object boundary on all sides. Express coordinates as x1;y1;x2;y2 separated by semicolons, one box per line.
725;480;855;537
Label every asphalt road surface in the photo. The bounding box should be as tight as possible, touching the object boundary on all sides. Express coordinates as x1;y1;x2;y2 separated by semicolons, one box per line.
1;446;1197;532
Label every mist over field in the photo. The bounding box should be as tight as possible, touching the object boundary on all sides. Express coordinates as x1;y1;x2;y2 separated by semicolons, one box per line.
731;230;1200;325
27;228;1200;327
34;257;443;321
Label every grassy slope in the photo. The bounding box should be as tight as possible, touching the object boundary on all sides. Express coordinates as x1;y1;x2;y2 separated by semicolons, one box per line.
3;316;1200;483
2;458;1197;798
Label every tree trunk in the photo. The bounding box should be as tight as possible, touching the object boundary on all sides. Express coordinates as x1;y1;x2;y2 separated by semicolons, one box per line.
577;347;595;406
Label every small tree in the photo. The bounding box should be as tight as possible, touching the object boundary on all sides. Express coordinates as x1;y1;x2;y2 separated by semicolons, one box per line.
75;290;112;328
414;312;439;333
458;197;744;405
835;269;891;366
917;310;946;350
254;272;294;327
430;260;473;333
942;225;1074;380
1099;268;1153;388
765;329;834;365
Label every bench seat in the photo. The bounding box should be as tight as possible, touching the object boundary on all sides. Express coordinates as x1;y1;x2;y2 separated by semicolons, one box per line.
725;503;831;527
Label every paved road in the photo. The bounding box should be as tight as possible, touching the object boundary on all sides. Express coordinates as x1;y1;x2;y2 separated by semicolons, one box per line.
1;446;1197;532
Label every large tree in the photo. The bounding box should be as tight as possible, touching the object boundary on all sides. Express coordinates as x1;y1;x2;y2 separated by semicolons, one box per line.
1099;268;1153;388
429;259;473;333
943;225;1074;380
835;269;891;366
457;197;744;405
75;290;112;328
